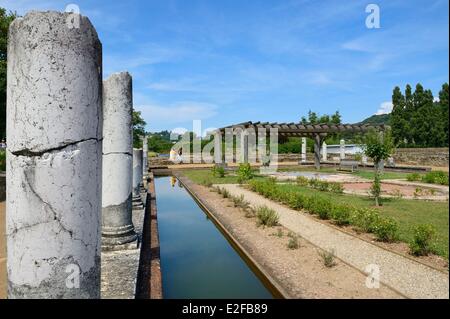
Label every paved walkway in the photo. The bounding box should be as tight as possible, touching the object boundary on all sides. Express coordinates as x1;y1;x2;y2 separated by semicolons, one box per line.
220;184;449;299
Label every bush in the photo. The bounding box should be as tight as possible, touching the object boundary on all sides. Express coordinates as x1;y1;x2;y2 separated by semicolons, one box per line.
237;163;254;184
318;249;337;268
372;217;399;242
296;176;309;187
422;171;449;185
256;205;279;227
211;166;226;178
0;150;5;171
305;196;332;219
409;224;436;256
351;208;380;233
406;173;421;182
330;204;352;226
329;182;344;194
287;236;299;249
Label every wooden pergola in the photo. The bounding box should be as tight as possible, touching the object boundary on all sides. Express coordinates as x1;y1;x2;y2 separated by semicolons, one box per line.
215;121;386;169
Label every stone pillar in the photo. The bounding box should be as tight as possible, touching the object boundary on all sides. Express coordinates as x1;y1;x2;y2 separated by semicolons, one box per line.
142;135;148;178
101;72;137;249
301;137;307;163
132;149;144;209
214;131;223;165
340;139;345;160
6;11;102;298
322;142;327;161
314;135;322;170
241;132;249;164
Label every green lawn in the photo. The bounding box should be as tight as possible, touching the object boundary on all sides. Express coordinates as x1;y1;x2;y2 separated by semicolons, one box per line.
279;166;412;180
276;183;449;258
182;169;266;185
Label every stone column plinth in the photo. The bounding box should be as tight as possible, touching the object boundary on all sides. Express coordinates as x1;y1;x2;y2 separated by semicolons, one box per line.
101;72;137;249
132;149;144;209
6;11;102;298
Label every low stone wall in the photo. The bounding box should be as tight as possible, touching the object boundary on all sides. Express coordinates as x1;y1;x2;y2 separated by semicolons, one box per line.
393;148;449;167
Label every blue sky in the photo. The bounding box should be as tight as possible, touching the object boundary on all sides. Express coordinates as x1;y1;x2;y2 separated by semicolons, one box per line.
1;0;448;133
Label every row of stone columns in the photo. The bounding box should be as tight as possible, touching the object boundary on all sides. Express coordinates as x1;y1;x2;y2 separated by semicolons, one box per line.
6;11;146;298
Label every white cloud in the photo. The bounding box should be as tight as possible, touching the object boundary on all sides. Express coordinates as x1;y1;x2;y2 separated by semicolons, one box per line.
375;101;393;115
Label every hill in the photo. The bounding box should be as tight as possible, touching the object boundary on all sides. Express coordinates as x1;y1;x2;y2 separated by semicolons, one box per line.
358;113;391;125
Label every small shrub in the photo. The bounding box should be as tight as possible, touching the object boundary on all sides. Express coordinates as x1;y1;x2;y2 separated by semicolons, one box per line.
221;188;230;198
201;179;213;187
407;173;421;182
390;189;403;199
276;228;283;238
329;182;344;194
287;236;299;250
372;217;398;242
306;196;331;219
318;249;337;268
296;176;309;187
244;207;256;218
330;204;352;226
409;224;436;256
237;163;254;184
422;171;449;185
413;187;423;198
0;150;5;172
211;166;226;178
256;206;279;227
351;208;380;233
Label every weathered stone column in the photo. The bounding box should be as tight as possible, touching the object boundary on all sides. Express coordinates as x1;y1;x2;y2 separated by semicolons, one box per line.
322;142;327;161
240;131;249;164
301;137;307;163
214;131;223;165
101;72;137;249
6;11;102;298
142;136;148;178
132;149;144;209
340;139;345;160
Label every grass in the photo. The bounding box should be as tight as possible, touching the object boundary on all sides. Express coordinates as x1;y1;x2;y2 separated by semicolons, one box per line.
352;170;412;180
274;183;449;258
183;169;266;185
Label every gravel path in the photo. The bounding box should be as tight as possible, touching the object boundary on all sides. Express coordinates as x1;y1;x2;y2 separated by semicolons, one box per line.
220;184;449;299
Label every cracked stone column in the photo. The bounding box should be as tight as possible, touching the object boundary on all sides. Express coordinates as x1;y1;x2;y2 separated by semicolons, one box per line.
132;149;143;209
101;72;137;249
142;136;148;179
6;11;102;298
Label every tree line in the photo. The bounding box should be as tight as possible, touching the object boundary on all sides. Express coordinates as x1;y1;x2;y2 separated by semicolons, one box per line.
390;83;448;148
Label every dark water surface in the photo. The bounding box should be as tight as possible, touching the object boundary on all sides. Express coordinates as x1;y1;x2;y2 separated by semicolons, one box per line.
155;176;273;299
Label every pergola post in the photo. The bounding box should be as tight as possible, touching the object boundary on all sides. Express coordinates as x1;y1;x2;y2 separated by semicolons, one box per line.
314;134;322;170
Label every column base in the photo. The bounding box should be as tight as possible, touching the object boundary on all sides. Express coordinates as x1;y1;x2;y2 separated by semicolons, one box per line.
102;225;139;251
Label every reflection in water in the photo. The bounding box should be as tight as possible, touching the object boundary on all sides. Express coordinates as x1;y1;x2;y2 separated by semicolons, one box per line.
156;176;273;299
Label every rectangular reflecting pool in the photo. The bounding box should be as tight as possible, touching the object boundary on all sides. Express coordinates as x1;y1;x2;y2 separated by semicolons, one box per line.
155;176;274;299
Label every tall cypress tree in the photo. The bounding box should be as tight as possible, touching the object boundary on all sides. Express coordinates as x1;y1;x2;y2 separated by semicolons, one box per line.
390;86;406;145
439;83;449;145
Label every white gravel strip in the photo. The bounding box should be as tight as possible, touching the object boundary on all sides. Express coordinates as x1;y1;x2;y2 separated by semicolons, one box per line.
219;184;449;299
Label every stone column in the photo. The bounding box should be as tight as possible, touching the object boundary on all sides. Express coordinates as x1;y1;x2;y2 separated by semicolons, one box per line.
240;131;249;164
6;11;102;298
340;139;345;160
142;135;148;178
101;72;137;249
301;137;307;163
132;149;144;209
322;142;327;161
214;131;223;165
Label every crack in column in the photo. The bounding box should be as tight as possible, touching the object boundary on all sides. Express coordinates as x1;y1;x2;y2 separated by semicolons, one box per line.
10;137;100;157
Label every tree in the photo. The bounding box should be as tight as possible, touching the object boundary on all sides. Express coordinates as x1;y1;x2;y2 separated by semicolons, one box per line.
0;8;17;139
363;128;395;206
132;110;146;148
439;83;449;144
